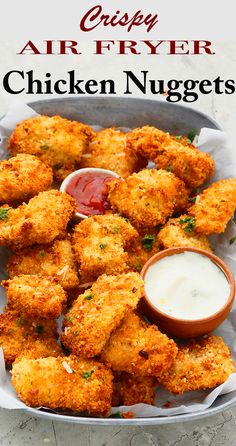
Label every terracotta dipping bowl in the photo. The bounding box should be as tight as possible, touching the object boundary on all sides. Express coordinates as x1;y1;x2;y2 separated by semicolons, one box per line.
141;247;235;338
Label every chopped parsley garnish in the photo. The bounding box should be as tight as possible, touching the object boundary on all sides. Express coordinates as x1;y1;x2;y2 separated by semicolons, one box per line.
0;208;11;221
64;316;74;324
100;243;107;250
39;250;46;258
35;325;44;334
124;217;129;223
187;129;197;142
229;236;236;245
73;330;80;337
84;293;94;300
166;165;173;172
179;217;196;233
17;317;24;327
54;163;63;171
40;144;49;150
110;412;123;418
81;370;94;379
189;197;197;203
141;234;155;250
135;264;143;272
176;131;196;144
113;227;120;233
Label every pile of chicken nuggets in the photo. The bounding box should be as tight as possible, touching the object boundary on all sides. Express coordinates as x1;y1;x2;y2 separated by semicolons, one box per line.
0;114;235;417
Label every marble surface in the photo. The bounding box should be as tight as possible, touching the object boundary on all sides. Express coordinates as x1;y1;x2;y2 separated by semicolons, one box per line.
1;408;236;446
0;41;235;445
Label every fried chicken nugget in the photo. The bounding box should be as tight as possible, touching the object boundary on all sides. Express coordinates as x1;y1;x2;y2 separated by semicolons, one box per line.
72;214;138;282
7;238;79;291
101;312;178;376
159;336;235;395
80;128;146;178
158;216;212;251
12;355;113;416
0;154;53;205
127;230;160;272
61;273;144;358
0;190;77;249
107;169;184;231
2;275;67;319
7;115;94;181
173;180;191;215
189;178;236;234
127;126;214;188
0;309;62;365
118;373;156;406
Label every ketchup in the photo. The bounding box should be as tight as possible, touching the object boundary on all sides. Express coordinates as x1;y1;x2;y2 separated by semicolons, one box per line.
66;172;114;216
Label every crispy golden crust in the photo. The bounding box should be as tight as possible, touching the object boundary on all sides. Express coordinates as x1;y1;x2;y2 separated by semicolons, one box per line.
127;230;160;272
2;275;67;319
7;238;79;291
119;373;156;406
0;154;53;205
0;309;61;365
189;179;236;235
127;126;214;188
11;355;113;416
79;128;147;178
158;216;212;251
14;339;64;363
0;190;77;249
61;273;144;358
107;169;182;231
173;179;190;215
72;214;138;282
7;115;94;181
159;336;235;395
101;312;178;376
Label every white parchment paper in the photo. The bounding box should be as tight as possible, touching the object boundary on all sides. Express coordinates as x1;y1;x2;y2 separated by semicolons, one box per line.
0;103;236;418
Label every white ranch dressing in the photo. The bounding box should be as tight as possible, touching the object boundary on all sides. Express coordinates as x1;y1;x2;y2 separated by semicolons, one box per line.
145;252;230;320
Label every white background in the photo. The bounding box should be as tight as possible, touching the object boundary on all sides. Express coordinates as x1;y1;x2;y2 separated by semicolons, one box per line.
0;0;236;40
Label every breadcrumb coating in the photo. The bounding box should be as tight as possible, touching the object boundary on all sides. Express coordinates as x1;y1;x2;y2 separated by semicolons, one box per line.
0;190;77;249
119;373;156;406
2;275;67;319
80;128;147;178
189;178;236;234
61;273;144;358
107;169;183;230
0;309;61;365
101;312;178;376
158;216;212;251
7;237;79;291
0;154;53;205
127;126;214;188
173;179;190;215
159;336;235;395
7;115;94;181
12;355;113;416
14;338;63;362
72;214;138;282
127;229;160;272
